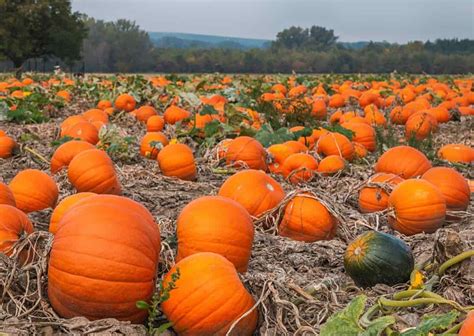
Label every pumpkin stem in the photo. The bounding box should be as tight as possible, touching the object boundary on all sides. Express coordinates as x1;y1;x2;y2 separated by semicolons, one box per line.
438;250;474;276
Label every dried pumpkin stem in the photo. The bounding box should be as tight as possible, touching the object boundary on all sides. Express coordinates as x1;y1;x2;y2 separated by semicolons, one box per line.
23;146;50;165
438;250;474;276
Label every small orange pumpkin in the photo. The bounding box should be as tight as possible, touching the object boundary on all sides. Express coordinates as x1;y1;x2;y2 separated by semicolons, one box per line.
177;196;254;273
342;122;376;151
359;173;404;213
225;136;267;171
281;153;318;184
0;135;17;158
157;143;197;181
405;111;438;141
163;105;191;125
139;132;169;159
97;100;112;110
50;140;95;174
279;194;337;242
218;169;284;217
317;155;345;176
0;204;34;259
146;115;165;132
9;169;58;213
133;105;157;122
68;149;122;195
114;93;136;112
317;132;354;161
161;252;258;336
388;179;446;235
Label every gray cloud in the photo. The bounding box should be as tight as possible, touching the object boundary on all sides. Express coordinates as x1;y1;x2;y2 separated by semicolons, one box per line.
72;0;474;42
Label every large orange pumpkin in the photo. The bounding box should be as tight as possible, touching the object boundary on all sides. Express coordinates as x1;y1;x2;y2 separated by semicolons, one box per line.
9;169;58;213
281;153;318;184
177;196;254;273
405;111;438;141
359;173;404;213
225;136;267;171
49;192;96;234
342;122;376;152
437;144;474;164
317;155;345;176
0;182;16;206
60;115;88;135
388;179;446;235
0;135;17;158
375;146;432;178
317;132;354;161
422;167;470;211
279;194;337;242
219;169;284;217
157;143;197;181
139;132;169;159
48;195;161;322
82;109;109;124
50;140;95;174
161;252;258;336
0;204;34;258
68;149;122;194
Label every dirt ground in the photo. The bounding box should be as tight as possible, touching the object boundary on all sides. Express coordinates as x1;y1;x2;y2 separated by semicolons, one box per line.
0;99;473;335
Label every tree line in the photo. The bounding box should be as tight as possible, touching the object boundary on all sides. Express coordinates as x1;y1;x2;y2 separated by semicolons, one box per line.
1;1;473;74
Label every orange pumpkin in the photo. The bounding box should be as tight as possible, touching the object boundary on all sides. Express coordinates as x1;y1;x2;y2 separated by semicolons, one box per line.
60;115;88;135
388;179;446;235
0;135;17;158
68;149;122;194
405;112;438;141
437;144;474;164
459;311;474;336
267;143;299;173
49;192;96;234
422;167;470;211
139;132;169;159
177;196;254;273
48;195;161;322
0;182;16;206
50;140;95;174
342;122;376;151
281;153;318;184
161;252;258;336
157;143;196;181
317;155;345;176
317;132;354;161
311;99;327;119
114;93;136;112
279;194;337;242
146;115;165;132
218;169;284;217
82;109;109;124
9;169;58;213
61;121;99;145
328;94;346;108
359;173;404;213
375;146;432;178
163;105;191;124
0;204;34;258
225;136;267;171
97;100;112;110
134;105;157;122
364;104;386;127
353;142;368;159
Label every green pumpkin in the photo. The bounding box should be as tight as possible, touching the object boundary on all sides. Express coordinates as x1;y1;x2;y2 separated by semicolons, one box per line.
344;231;414;288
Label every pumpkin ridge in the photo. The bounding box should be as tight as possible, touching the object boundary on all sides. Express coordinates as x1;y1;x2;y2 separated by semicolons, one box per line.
49;264;154;286
53;234;156;264
51;248;155;272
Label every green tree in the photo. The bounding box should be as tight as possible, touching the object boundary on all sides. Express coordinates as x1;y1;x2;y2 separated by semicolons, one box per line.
0;0;86;74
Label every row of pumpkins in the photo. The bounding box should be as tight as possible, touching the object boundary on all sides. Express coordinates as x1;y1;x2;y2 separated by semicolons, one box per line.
1;96;473;335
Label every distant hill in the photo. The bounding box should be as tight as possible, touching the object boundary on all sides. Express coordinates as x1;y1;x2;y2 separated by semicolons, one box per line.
149;32;372;50
149;32;271;49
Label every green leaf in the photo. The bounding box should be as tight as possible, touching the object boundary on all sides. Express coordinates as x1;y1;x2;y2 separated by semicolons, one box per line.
320;295;366;336
135;300;149;310
200;104;218;116
254;125;296;147
203;120;222;137
400;310;459;336
153;322;173;335
361;316;396;336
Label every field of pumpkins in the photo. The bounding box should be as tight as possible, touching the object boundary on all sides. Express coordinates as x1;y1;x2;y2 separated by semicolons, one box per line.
0;73;473;335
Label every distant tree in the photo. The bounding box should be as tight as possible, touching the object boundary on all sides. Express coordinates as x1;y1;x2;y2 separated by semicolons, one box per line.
0;0;87;74
273;26;338;51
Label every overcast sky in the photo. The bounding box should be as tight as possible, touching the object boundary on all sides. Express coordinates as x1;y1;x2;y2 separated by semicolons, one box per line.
72;0;474;42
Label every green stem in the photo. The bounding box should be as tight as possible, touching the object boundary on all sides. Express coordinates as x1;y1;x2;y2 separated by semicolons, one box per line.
441;321;463;335
379;297;467;312
438;250;474;276
392;290;445;301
